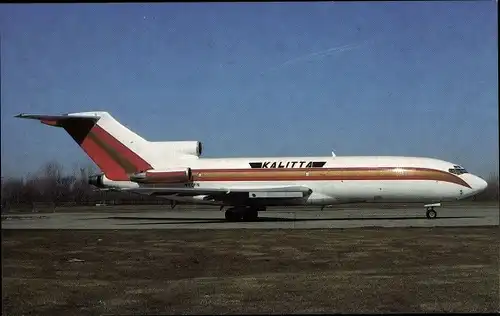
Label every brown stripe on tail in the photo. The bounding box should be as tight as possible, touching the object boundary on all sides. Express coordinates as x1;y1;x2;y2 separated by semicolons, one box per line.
58;119;152;180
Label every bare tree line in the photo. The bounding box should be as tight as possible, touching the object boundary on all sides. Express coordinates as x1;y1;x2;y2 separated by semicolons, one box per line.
1;161;499;211
1;161;171;210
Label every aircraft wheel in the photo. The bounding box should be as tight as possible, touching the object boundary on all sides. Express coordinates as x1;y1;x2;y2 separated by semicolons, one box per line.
426;208;437;219
225;209;242;222
242;209;259;222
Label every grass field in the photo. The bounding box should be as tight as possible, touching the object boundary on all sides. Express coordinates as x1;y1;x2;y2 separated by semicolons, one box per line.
2;227;498;314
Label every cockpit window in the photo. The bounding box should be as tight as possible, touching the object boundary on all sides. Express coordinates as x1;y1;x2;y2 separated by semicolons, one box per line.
449;165;468;175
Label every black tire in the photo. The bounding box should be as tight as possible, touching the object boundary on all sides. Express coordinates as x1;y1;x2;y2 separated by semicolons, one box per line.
225;210;241;222
242;210;259;222
426;208;437;219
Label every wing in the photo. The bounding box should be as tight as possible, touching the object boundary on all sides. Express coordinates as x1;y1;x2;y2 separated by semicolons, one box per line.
125;185;313;202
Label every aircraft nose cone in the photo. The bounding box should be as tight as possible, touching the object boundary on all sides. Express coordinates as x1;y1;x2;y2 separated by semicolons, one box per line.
478;177;488;192
471;175;488;193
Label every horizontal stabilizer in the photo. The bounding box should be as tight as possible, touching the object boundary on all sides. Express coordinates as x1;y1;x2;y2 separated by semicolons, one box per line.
15;113;101;127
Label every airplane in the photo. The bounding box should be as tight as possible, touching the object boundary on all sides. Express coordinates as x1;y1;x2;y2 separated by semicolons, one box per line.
15;111;488;221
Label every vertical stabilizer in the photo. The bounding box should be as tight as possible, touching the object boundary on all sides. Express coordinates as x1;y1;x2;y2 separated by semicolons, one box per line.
16;111;153;180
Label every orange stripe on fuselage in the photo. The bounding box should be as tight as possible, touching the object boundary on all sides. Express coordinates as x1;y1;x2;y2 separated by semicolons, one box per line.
187;167;471;188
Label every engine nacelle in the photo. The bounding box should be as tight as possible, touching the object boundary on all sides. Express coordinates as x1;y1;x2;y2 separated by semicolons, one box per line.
129;168;193;184
155;141;202;157
88;174;139;189
88;174;105;188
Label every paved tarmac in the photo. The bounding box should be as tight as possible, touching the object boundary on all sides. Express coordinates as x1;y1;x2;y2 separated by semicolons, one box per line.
2;205;498;229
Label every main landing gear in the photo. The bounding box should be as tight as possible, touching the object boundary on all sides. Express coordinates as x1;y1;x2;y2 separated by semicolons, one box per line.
224;206;265;222
426;207;437;219
424;203;440;219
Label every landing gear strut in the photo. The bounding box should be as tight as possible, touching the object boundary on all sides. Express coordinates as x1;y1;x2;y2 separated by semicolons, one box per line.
224;206;264;222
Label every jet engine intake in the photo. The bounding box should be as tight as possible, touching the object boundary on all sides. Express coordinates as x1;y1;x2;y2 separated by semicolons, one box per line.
88;174;104;188
130;168;193;184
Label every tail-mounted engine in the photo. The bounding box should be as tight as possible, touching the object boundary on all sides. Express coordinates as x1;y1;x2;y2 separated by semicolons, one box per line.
156;141;202;157
88;174;139;189
129;168;193;184
88;174;105;188
177;141;202;157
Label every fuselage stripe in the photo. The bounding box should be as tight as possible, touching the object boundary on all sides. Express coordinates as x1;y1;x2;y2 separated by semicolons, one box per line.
184;167;471;188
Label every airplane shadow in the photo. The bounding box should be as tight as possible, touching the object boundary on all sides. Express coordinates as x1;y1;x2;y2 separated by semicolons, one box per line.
95;215;483;226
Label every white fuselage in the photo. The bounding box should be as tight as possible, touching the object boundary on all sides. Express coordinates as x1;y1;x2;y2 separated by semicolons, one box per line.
101;155;486;207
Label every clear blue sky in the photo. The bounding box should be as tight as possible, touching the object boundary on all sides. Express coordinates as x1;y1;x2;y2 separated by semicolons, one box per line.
1;2;498;178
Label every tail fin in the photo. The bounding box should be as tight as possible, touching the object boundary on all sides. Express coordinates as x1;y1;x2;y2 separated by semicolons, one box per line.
15;111;153;181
